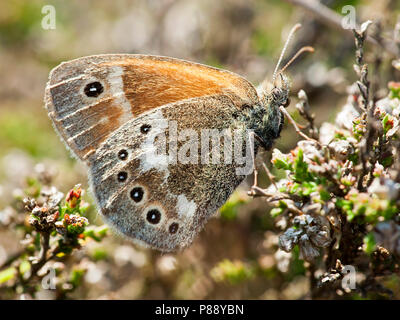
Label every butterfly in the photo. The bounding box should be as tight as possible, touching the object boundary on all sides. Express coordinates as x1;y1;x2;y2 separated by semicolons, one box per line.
45;24;310;251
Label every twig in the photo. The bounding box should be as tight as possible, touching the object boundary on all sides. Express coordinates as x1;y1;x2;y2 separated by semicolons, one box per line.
283;0;400;57
296;89;318;139
262;163;278;190
353;22;377;191
249;185;275;198
25;232;51;283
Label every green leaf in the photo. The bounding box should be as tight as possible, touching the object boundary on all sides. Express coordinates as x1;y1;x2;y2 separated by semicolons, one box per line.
270;207;283;217
210;259;254;285
19;260;31;275
382;156;393;167
363;233;376;255
219;192;247;221
69;268;86;288
302;181;317;196
319;189;331;201
0;267;16;284
293;149;314;182
272;149;292;171
388;82;400;99
273;158;291;170
84;225;108;242
91;248;108;261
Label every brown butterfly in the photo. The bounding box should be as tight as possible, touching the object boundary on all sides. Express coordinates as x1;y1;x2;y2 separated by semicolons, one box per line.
45;24;311;251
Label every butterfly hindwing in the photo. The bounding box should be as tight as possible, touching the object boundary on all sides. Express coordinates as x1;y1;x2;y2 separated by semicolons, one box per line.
89;95;254;251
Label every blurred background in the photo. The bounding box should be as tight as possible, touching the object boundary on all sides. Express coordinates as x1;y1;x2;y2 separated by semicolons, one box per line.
0;0;400;299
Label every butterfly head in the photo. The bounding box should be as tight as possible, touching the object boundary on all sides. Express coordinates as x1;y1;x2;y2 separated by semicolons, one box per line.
245;73;290;150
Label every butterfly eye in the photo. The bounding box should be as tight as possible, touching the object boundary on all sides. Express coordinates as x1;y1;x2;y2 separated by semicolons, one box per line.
117;172;127;182
140;124;151;134
130;187;144;203
118;149;128;160
84;81;104;97
146;209;161;224
169;223;179;234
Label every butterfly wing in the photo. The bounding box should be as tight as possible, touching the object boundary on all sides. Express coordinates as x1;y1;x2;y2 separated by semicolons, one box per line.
89;94;254;251
45;54;261;251
45;54;259;162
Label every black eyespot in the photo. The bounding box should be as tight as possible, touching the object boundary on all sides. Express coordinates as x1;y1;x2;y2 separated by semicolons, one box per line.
169;223;179;234
84;81;103;97
117;172;127;182
130;187;144;203
146;209;161;224
140;124;151;134
118;149;128;160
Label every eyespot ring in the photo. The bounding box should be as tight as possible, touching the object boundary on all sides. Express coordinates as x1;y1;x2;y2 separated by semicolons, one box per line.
84;81;104;97
117;172;128;182
140;124;151;134
128;185;148;205
118;149;128;161
168;222;179;234
130;187;144;203
143;205;165;226
146;208;161;224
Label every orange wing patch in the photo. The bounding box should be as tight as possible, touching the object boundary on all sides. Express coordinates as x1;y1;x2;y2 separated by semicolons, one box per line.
105;55;259;117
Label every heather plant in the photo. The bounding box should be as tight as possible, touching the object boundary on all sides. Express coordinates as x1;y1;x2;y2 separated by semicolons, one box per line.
2;20;400;300
239;22;400;298
0;173;108;299
1;0;400;301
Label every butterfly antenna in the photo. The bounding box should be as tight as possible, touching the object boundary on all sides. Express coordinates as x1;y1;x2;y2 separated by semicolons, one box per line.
274;46;314;81
271;23;302;85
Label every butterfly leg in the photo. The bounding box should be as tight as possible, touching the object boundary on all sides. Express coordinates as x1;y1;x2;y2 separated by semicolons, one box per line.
247;131;259;196
279;106;321;146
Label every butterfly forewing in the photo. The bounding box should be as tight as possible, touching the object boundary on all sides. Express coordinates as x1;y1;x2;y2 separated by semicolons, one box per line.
45;54;259;161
